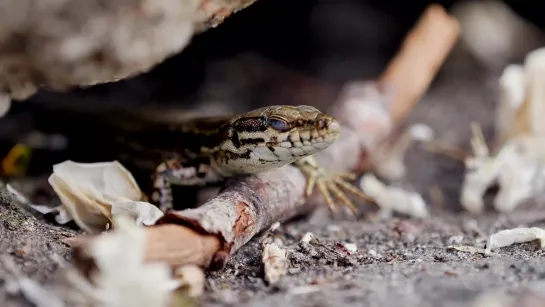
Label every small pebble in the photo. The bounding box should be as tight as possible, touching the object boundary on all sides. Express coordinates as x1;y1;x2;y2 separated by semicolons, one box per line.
342;242;358;254
288;267;301;274
326;225;343;232
273;237;284;246
300;232;315;244
14;248;28;257
447;235;464;245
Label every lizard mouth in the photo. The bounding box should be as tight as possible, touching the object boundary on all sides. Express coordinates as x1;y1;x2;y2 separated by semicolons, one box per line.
249;119;341;162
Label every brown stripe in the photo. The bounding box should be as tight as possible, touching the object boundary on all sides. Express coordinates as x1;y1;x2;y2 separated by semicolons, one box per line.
240;137;265;146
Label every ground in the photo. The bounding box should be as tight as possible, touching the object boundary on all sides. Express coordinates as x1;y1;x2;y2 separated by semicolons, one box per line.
2;66;545;307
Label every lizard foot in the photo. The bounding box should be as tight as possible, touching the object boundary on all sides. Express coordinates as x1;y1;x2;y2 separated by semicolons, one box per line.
295;156;372;214
151;161;175;212
150;158;221;212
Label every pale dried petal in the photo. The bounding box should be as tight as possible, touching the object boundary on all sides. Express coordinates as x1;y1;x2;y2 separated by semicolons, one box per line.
47;160;163;233
523;48;545;137
78;216;178;307
461;136;545;214
173;265;205;297
106;196;164;227
459;47;545;214
485;227;545;254
496;64;525;144
360;173;428;218
262;243;288;285
460;142;516;214
339;242;357;254
300;232;315;244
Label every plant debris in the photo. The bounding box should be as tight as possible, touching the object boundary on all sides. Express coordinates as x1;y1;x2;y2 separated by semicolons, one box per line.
46;160;163;233
67;215;190;307
360;173;429;218
461;47;545;214
485;227;545;254
262;243;289;285
173;265;206;298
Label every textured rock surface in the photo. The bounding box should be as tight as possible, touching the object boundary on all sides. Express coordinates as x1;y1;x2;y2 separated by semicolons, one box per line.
0;0;257;103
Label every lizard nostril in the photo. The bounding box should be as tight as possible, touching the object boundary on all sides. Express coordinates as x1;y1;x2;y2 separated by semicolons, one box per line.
327;121;340;134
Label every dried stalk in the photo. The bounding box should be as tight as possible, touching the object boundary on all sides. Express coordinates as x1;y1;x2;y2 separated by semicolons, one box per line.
150;166;312;269
379;4;460;121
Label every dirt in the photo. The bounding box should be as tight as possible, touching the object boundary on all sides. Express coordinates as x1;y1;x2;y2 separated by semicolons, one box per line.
206;219;545;307
0;189;78;307
3;66;545;307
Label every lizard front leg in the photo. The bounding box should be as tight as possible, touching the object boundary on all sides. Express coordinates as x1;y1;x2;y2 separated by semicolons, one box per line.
151;158;224;212
294;155;372;213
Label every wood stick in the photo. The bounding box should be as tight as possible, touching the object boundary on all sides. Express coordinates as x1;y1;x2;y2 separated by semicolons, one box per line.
379;4;460;122
150;166;313;269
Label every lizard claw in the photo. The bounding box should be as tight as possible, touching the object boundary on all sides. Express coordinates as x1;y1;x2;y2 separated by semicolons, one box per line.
295;156;372;214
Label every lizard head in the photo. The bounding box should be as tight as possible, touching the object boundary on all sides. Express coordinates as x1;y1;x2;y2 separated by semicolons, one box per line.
221;105;341;170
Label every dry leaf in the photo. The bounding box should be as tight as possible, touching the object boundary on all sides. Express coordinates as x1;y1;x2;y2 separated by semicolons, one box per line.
460;48;545;214
173;265;205;297
262;243;288;285
486;227;545;254
360;173;428;218
48;160;163;233
72;215;181;307
461;135;545;214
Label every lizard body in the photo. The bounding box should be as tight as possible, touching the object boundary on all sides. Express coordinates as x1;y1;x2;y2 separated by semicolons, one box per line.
106;105;368;212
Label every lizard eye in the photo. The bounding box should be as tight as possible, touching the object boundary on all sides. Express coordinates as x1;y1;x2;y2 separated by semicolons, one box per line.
268;118;288;132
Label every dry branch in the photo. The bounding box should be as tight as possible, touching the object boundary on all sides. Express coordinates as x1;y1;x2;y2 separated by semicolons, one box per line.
379;4;460;121
153;166;312;269
71;4;460;270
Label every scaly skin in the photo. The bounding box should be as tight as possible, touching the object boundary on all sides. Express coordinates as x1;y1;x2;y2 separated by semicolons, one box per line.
111;105;369;212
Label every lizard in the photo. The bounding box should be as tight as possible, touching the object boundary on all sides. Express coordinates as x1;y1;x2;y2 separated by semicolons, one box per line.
101;104;370;213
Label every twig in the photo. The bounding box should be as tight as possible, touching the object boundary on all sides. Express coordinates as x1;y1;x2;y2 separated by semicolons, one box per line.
149;166;312;269
379;4;460;121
